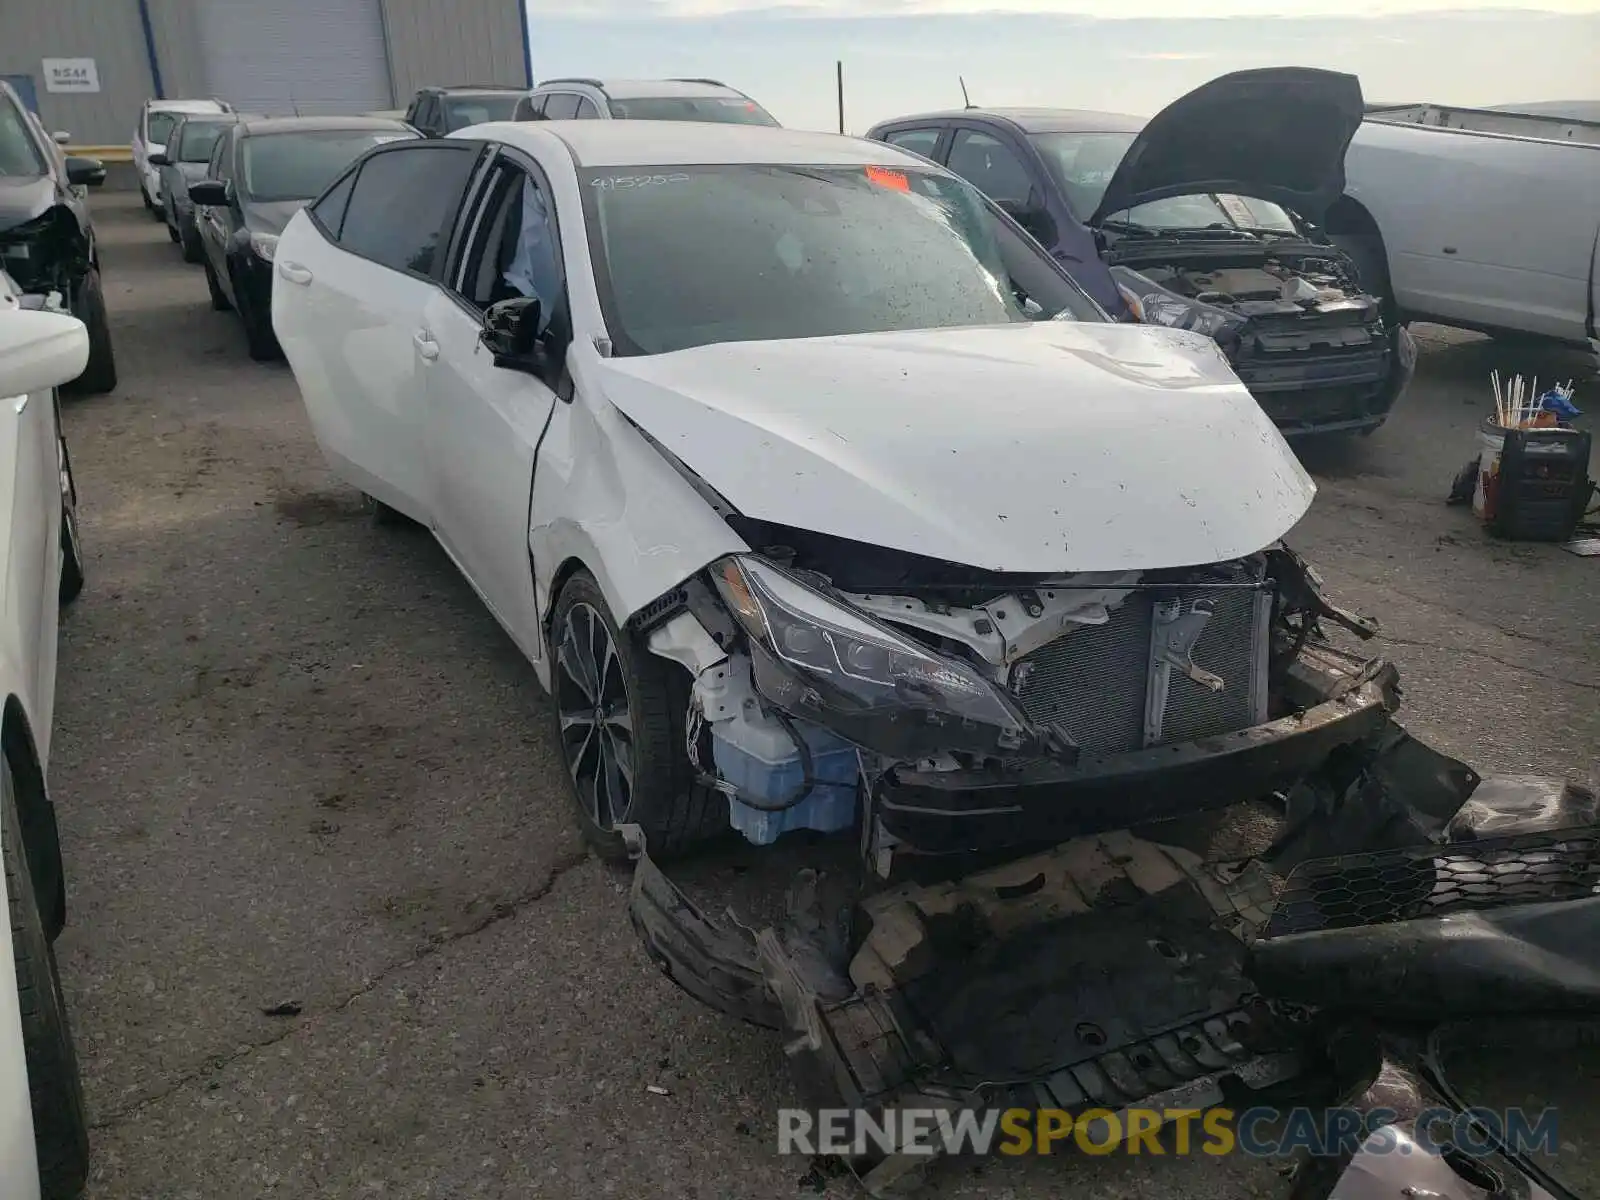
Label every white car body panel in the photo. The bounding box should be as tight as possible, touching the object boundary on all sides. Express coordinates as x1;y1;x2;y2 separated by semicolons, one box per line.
133;99;228;203
1344;114;1600;344
277;121;1311;699
272;219;435;522
0;282;87;1200
598;322;1313;573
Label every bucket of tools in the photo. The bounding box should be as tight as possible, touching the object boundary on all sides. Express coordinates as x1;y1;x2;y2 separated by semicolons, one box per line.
1477;372;1591;541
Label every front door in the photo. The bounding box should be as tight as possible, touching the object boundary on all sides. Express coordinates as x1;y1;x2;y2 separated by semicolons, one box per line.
421;154;563;659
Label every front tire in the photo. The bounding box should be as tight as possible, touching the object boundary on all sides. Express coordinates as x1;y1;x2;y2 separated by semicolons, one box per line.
234;273;280;362
550;571;725;862
204;257;230;311
58;431;84;606
2;761;90;1198
180;222;203;264
67;270;116;395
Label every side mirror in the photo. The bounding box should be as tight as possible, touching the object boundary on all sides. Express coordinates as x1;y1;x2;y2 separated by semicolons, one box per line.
188;179;229;207
52;131;71;146
0;310;89;396
998;198;1058;248
65;156;106;187
481;296;565;380
149;151;171;167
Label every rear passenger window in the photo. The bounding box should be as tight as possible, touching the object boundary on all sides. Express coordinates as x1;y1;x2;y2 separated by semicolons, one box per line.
884;128;941;159
574;98;600;119
310;167;358;238
337;144;478;276
542;93;580;120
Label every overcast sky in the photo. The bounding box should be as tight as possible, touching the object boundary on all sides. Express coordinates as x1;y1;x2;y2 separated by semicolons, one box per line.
523;2;1600;131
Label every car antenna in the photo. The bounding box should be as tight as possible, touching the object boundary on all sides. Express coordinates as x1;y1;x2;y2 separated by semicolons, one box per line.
959;75;974;109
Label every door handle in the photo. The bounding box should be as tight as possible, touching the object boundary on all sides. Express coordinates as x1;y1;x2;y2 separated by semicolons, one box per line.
414;331;440;361
1442;246;1458;255
278;261;313;285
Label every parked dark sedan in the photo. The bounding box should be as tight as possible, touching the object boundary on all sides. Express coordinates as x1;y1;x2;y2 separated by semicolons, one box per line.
190;115;418;360
153;112;245;263
868;69;1416;437
0;79;116;392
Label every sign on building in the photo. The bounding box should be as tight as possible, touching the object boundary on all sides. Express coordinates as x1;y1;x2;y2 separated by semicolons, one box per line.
41;59;100;94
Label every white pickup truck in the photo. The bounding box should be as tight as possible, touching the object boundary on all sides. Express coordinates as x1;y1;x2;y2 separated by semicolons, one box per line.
1328;103;1600;357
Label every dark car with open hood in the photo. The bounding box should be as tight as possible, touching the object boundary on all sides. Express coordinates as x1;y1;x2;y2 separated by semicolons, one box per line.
190;115;419;360
868;67;1416;437
0;79;116;393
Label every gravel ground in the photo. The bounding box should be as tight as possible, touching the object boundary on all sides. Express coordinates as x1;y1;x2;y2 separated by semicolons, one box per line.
50;190;1599;1199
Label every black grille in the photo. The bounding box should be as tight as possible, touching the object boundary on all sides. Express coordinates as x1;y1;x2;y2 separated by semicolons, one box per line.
1265;830;1600;938
1009;573;1266;755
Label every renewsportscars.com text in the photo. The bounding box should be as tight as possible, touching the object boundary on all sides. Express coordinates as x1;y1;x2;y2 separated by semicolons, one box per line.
777;1106;1559;1159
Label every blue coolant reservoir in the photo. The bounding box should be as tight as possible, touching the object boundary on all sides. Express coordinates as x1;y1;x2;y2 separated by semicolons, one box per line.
710;712;860;846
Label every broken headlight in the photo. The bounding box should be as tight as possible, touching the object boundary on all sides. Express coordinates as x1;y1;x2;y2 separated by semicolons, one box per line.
711;556;1039;759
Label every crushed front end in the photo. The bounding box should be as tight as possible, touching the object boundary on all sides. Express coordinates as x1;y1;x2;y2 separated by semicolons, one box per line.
1108;244;1414;437
647;529;1392;871
622;527;1598;1195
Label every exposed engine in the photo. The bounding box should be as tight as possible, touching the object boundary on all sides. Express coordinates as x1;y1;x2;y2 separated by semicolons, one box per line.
1108;246;1399;435
661;522;1383;867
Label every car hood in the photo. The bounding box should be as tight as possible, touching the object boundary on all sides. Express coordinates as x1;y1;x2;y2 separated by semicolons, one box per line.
595;322;1315;574
243;199;308;236
1089;67;1365;224
0;177;55;233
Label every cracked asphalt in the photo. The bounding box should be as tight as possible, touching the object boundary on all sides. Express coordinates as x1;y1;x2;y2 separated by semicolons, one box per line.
52;188;1598;1199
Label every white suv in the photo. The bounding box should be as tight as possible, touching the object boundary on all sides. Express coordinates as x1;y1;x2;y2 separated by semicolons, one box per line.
511;77;778;126
132;98;232;217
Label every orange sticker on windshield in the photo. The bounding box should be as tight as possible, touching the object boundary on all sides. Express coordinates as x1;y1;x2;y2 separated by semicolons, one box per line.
865;166;910;192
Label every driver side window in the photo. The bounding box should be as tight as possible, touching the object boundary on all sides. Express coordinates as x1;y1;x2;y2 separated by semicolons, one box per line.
457;160;564;327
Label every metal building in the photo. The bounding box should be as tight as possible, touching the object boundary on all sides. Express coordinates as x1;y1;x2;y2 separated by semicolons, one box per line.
1;0;531;149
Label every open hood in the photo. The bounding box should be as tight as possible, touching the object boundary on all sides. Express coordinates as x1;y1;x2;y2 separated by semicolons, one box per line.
596;322;1314;575
1089;67;1365;224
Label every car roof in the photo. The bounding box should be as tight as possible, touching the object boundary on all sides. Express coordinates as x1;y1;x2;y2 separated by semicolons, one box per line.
426;83;527;94
149;99;228;114
237;115;417;136
873;107;1146;135
538;78;745;101
465;120;926;169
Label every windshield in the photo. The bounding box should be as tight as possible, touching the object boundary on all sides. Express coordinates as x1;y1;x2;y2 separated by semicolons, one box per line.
444;94;523;131
605;96;780;126
146;110;181;147
242;129;414;201
580;163;1102;356
177;119;230;163
1028;131;1299;232
0;97;45;176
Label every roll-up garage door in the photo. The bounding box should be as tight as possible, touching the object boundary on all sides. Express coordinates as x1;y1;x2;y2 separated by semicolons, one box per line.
196;0;393;117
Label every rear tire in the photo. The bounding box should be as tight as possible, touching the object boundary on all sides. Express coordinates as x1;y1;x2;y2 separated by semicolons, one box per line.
550;570;725;863
67;270;116;396
2;761;90;1199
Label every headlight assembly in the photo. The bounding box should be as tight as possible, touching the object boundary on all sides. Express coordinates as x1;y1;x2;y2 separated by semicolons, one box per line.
712;556;1042;760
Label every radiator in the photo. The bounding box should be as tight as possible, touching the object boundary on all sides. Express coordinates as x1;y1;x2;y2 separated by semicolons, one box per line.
1009;567;1270;755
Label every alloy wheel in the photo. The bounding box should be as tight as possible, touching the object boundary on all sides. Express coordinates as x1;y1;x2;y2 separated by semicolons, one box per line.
554;602;634;832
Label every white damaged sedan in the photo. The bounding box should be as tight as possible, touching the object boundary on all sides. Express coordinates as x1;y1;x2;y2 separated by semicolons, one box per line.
270;120;1354;868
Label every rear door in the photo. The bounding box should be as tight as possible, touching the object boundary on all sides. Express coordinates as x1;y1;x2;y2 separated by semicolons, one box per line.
272;140;480;519
417;149;565;659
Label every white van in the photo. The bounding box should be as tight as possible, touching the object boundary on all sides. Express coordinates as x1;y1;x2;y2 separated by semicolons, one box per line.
132;98;231;217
